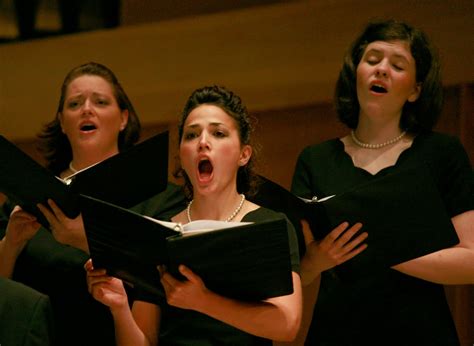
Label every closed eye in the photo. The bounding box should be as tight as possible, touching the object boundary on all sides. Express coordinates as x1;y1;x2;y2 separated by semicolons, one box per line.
392;64;404;71
367;59;380;66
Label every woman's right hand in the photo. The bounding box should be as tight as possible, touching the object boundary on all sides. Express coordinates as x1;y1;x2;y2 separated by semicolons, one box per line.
300;220;367;285
5;205;41;252
84;259;128;311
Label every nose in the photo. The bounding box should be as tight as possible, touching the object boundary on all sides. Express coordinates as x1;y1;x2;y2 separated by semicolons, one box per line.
81;99;94;115
198;132;211;151
375;59;389;77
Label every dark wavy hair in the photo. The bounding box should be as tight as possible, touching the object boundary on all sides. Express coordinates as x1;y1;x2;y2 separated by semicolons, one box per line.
37;62;141;175
174;85;259;199
334;19;442;133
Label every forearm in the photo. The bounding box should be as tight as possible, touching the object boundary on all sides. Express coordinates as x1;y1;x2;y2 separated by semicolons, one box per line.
110;304;153;346
195;273;302;341
0;237;23;278
394;211;474;284
300;259;323;286
392;246;474;284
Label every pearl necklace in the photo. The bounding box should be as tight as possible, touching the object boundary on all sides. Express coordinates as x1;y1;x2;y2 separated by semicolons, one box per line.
186;194;246;223
351;130;406;149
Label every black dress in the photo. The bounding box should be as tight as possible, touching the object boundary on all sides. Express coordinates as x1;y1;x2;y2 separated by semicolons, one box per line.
0;182;186;346
135;207;301;346
291;132;474;346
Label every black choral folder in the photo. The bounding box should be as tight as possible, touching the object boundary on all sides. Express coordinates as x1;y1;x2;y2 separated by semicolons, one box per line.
249;167;458;279
249;175;307;254
80;194;293;301
0;132;169;227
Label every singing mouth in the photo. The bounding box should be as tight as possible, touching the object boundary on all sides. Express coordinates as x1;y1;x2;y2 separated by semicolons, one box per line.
370;84;387;93
198;159;213;178
80;123;97;132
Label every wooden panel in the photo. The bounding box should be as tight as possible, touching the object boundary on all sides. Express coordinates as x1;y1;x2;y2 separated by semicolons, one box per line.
1;0;473;140
252;103;345;188
459;84;474;164
443;83;474;346
121;0;292;25
427;84;473;346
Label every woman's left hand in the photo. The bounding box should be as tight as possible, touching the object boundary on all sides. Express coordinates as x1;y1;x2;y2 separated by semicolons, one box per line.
159;265;210;311
37;199;89;253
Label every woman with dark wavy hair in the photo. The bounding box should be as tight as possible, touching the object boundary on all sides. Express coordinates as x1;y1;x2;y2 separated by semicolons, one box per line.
87;85;303;345
292;20;473;345
175;84;259;199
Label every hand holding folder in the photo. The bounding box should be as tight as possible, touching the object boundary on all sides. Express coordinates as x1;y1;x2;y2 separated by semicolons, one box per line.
249;168;458;279
0;132;169;228
301;164;459;277
80;194;294;301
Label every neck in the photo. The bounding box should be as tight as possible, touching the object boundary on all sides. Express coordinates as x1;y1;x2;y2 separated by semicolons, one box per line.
187;192;245;222
355;114;404;144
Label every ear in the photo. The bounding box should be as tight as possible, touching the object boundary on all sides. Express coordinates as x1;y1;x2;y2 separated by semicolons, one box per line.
407;82;422;103
238;145;252;167
120;109;129;131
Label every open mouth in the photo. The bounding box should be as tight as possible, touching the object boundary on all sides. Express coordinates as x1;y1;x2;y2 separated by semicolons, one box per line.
370;84;387;93
198;159;213;179
80;124;97;132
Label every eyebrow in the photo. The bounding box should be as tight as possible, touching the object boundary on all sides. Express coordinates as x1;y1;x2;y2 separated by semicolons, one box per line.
66;91;109;99
366;48;410;62
186;122;224;128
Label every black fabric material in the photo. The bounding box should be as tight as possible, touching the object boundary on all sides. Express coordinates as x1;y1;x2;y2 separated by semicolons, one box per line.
291;131;473;346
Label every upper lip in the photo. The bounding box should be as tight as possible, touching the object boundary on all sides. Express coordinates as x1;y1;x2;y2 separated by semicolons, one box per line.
197;154;211;164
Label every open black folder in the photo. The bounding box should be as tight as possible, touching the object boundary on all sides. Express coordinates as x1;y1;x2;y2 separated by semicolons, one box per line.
80;194;293;301
0;132;169;228
249;167;459;279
